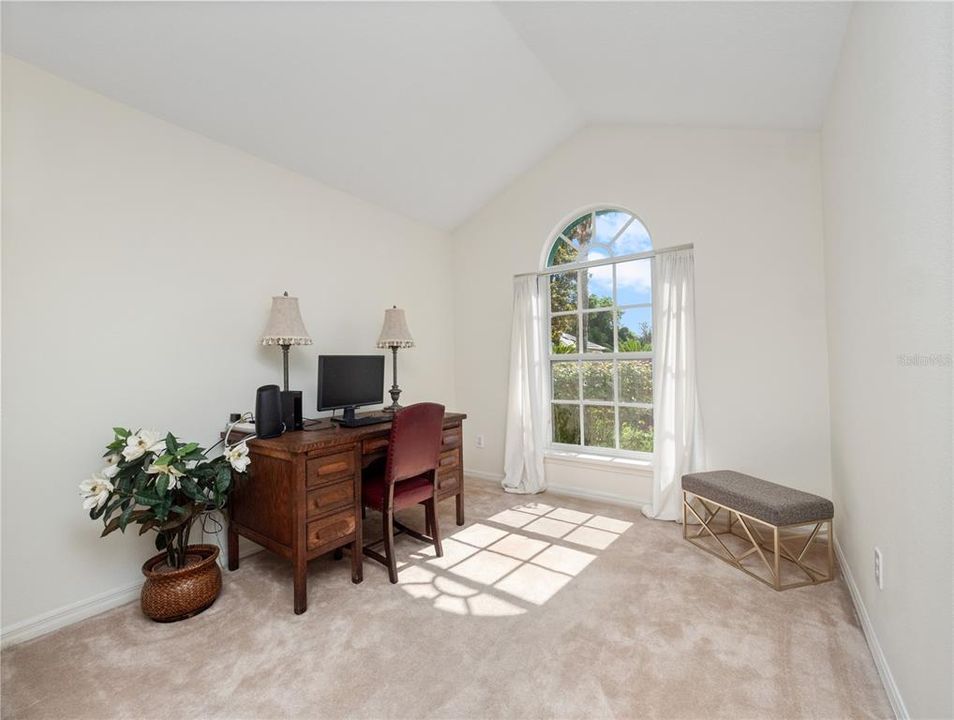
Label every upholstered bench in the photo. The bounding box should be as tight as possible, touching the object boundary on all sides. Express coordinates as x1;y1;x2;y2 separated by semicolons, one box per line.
681;470;834;590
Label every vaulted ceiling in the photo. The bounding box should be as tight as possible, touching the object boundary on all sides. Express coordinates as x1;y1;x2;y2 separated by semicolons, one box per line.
2;2;851;229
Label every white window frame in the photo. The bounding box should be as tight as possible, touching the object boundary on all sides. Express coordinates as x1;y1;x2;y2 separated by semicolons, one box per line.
543;211;654;461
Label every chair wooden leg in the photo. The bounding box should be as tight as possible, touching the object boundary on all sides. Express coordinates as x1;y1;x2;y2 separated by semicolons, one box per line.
426;497;443;558
383;510;398;584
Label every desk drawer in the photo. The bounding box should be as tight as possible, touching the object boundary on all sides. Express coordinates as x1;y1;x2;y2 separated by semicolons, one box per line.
441;426;462;449
437;467;460;493
306;479;354;518
306;509;355;551
439;449;460;470
362;436;389;456
307;451;354;488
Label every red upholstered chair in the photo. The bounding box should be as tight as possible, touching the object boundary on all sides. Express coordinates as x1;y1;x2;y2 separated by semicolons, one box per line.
362;402;445;583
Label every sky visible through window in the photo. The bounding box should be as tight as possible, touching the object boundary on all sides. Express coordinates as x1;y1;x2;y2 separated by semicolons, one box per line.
545;209;654;454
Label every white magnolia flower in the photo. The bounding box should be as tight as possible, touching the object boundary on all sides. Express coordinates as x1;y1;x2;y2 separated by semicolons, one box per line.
225;442;251;473
102;454;121;479
79;474;114;511
122;430;164;462
146;461;185;492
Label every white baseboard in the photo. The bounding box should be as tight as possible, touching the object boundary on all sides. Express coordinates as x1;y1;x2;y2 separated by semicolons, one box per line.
464;468;649;509
464;469;505;483
834;538;907;720
545;482;648;510
1;540;263;649
1;579;142;649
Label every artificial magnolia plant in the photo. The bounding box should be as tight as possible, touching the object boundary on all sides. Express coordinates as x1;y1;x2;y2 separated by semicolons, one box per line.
80;428;250;569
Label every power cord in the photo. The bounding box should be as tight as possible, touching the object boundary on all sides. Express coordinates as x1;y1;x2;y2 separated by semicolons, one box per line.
196;412;256;562
223;412;257;448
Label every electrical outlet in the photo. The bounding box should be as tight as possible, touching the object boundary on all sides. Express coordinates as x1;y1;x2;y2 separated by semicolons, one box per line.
874;547;884;589
475;434;485;449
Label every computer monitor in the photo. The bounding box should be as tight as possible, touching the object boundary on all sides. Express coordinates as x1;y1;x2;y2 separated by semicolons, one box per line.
317;355;385;423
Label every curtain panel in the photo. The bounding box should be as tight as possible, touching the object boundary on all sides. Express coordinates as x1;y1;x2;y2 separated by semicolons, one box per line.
643;249;705;521
502;275;548;494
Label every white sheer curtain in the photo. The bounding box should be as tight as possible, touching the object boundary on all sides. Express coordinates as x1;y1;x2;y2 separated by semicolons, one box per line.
643;249;704;521
502;275;548;494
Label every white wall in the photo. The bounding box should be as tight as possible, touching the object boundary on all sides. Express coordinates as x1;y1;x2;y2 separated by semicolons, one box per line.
1;57;455;631
452;125;832;504
821;4;953;718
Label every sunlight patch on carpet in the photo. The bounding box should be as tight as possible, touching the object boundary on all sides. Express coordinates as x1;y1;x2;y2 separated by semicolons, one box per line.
397;504;633;616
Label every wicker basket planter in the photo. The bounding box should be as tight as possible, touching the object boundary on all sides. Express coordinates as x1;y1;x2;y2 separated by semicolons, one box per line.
140;544;222;622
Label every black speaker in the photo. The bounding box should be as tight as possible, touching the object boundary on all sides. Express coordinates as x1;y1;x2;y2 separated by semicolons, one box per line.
281;390;303;432
255;384;284;438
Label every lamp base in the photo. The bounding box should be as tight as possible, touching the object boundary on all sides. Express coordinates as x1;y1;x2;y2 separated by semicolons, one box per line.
382;383;402;414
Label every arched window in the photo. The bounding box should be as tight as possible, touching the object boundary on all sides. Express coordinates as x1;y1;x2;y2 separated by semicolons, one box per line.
545;208;653;455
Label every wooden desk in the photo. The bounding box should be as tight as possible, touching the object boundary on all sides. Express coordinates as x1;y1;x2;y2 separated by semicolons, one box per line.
227;412;467;614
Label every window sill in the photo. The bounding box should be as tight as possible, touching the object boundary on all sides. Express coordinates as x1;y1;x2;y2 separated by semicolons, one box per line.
544;449;653;475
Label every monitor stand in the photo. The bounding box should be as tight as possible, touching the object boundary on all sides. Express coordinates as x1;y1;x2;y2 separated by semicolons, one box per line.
331;406;391;428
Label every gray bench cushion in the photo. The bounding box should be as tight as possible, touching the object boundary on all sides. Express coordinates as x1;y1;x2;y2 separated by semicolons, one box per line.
682;470;833;526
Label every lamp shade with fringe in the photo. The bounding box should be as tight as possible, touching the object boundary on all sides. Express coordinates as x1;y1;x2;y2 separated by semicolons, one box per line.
376;306;414;349
261;292;312;346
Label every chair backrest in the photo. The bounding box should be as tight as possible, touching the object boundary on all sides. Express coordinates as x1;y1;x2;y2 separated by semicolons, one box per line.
385;402;446;485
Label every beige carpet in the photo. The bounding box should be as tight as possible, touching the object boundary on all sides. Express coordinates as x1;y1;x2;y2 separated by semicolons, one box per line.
1;479;890;719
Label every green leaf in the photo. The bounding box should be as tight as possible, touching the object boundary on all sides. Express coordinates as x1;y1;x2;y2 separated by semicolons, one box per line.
165;432;178;454
134;490;161;506
215;475;231;494
190;464;212;481
113;427;131;439
155;532;167;551
179;477;202;501
118;501;136;531
213;462;231;490
133;471;148;494
178;442;199;457
116;473;133;493
155;475;169;496
155;495;172;522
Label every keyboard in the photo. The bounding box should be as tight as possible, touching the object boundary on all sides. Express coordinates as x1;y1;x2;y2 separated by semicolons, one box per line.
332;414;392;428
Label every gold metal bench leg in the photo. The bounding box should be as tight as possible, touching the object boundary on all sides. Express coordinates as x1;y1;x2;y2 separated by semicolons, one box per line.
828;520;835;581
682;491;688;538
682;490;835;591
684;500;743;570
773;526;781;590
735;514;776;584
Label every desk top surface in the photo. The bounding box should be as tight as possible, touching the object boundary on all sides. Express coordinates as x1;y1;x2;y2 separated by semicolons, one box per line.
242;411;467;455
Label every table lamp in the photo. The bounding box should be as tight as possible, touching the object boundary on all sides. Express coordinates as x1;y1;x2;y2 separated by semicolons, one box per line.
376;306;414;413
261;291;312;430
